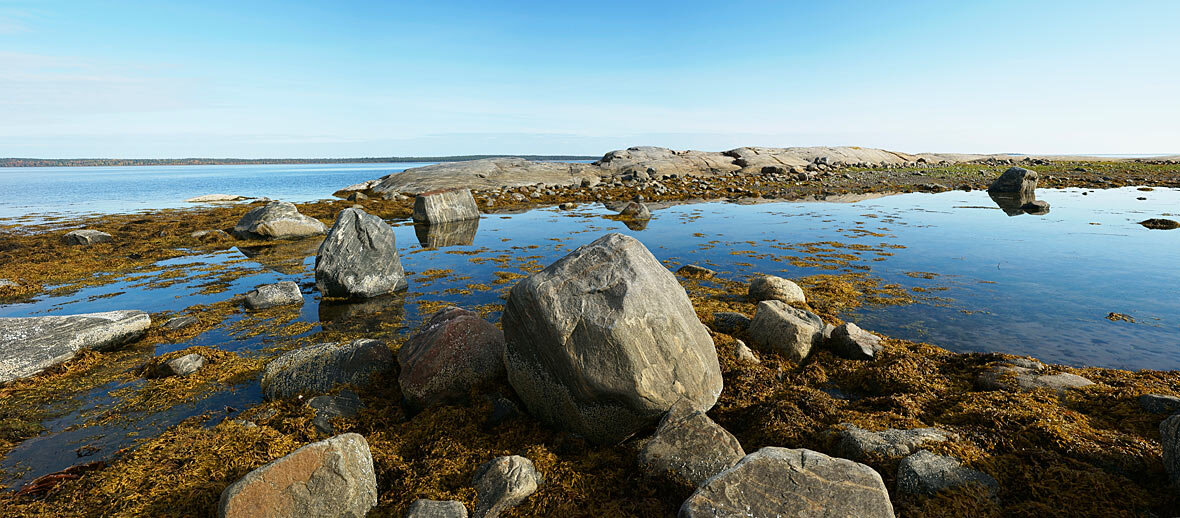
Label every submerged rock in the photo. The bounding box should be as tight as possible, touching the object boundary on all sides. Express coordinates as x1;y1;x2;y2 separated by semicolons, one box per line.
232;201;327;240
679;447;894;518
988;166;1038;197
62;229;112;246
502;233;723;444
412;188;480;224
835;423;954;461
0;310;150;384
405;499;468;518
315;208;407;298
472;455;540;518
638;401;745;487
1139;218;1180;230
747;300;824;362
827;322;884;360
217;433;377;518
747;275;806;304
397;307;506;409
243;281;303;310
261;339;394;400
896;450;998;496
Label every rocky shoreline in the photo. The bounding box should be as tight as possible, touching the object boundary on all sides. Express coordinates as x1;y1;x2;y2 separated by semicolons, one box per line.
1;155;1179;516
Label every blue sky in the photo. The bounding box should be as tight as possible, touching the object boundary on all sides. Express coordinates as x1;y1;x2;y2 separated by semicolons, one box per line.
1;1;1177;158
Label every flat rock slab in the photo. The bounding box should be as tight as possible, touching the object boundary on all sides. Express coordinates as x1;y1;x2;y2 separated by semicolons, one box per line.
261;339;394;400
186;194;252;202
233;201;327;240
412;188;481;224
244;281;304;310
372;158;596;194
680;447;895;518
977;359;1094;394
315;208;407;298
62;229;112;246
0;310;150;384
835;423;954;461
897;450;998;496
218;433;377;518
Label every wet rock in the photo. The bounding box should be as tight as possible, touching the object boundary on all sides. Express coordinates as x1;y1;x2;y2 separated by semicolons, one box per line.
676;264;715;278
307;390;363;435
987;166;1038;197
747;275;806;304
261;339;394;400
711;311;750;334
638;401;745;487
412;188;480;224
0;310;150;384
835;423;954;461
617;201;651;220
828;322;883;360
243;281;303;310
405;499;468;518
502;233;723;444
315;208;408;298
62;229;112;246
897;450;998;496
232;201;327;240
192;229;232;242
414;219;480;248
163;353;206;377
977;359;1094;394
1139;218;1180;230
1161;414;1180;482
680;447;894;518
734;339;759;364
217;433;377;518
747;300;824;362
397;307;506;409
1140;393;1180;414
162;315;200;331
472;455;540;518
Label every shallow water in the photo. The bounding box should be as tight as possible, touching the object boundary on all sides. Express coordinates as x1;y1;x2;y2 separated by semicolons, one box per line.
2;186;1179;487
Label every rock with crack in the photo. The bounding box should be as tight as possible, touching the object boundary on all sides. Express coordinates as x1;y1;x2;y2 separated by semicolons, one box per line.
62;229;112;246
397;306;506;409
405;499;468;518
315;208;408;298
977;358;1094;395
0;310;150;384
896;450;998;496
217;433;377;518
232;201;327;240
679;447;895;518
502;233;723;444
471;455;540;518
827;322;884;360
261;339;394;400
747;275;806;304
834;423;955;461
412;188;480;224
638;400;745;487
243;281;304;310
747;300;824;363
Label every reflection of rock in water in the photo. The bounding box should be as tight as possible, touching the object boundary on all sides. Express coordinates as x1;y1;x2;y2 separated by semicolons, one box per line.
414;219;479;248
318;293;407;333
621;218;649;230
236;238;323;274
988;192;1050;217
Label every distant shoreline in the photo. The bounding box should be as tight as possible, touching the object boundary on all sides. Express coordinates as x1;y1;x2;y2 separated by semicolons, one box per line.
0;155;600;168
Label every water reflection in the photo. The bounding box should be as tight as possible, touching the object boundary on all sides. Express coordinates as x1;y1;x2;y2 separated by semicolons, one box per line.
236;238;323;274
988;191;1050;216
414;219;480;248
318;293;407;333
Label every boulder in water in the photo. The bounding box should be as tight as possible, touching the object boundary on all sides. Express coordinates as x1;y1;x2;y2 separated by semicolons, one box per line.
412;188;480;224
315;208;407;298
232;201;327;240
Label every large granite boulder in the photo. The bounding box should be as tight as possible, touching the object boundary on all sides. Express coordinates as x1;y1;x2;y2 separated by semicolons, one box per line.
679;447;895;518
233;201;327;240
835;423;954;461
896;450;998;496
244;281;304;310
502;233;723;444
62;229;113;246
315;208;407;298
747;300;825;362
217;433;377;518
0;310;150;384
987;167;1038;197
397;307;506;408
748;275;806;304
261;339;394;400
412;188;481;224
472;455;540;518
638;401;745;487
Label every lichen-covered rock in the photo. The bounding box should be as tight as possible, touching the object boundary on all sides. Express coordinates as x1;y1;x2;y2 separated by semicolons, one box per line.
896;450;998;496
502;233;723;444
62;229;112;246
405;499;468;518
244;281;304;310
828;322;884;360
232;201;327;240
472;455;540;518
412;188;480;224
315;208;407;298
835;423;954;461
397;307;506;408
1161;415;1180;483
261;339;394;400
987;166;1038;197
0;310;150;384
679;447;894;518
977;359;1094;394
748;275;806;304
747;300;824;362
638;401;745;487
217;433;377;518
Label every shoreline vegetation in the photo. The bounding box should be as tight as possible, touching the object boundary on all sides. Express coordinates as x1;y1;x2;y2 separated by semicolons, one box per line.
0;156;600;168
1;153;1180;516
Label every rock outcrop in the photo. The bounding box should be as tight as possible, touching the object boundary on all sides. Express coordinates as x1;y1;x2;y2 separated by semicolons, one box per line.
0;310;150;384
371;158;597;195
747;300;825;362
232;201;327;240
412;188;481;224
315;208;407;298
244;281;304;310
502;233;723;444
638;401;745;487
977;358;1094;394
261;339;394;400
217;433;377;518
397;307;506;409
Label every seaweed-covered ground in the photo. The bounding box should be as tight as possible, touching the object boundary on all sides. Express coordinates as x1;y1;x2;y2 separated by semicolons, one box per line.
1;160;1180;517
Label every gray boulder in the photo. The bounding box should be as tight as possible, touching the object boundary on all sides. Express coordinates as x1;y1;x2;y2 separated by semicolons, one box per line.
977;359;1094;394
261;339;394;400
1162;415;1180;482
835;423;954;461
162;353;206;377
232;201;327;240
162;315;200;331
62;229;112;246
618;202;651;220
747;300;824;362
748;275;806;304
987;166;1038;197
308;390;363;435
412;188;480;224
217;433;377;518
502;233;723;444
638;401;745;487
896;450;998;496
244;281;304;310
1140;393;1180;414
315;208;408;298
679;447;895;518
828;322;884;360
472;455;540;518
405;499;468;518
397;307;506;409
0;310;150;384
711;312;750;335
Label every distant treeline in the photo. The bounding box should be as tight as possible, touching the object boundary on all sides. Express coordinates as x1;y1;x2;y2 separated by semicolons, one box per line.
0;155;600;168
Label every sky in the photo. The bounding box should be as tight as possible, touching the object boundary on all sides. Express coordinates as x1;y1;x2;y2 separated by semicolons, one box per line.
1;0;1178;158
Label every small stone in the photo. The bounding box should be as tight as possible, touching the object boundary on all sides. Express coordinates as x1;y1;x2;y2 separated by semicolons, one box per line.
1140;394;1180;414
896;450;998;496
734;340;759;364
472;455;540;518
638;401;745;487
676;264;715;278
162;315;200;331
828;322;883;360
558;202;576;210
163;353;206;377
711;312;750;335
243;281;303;310
748;275;806;304
405;499;468;518
62;229;112;246
747;300;824;362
